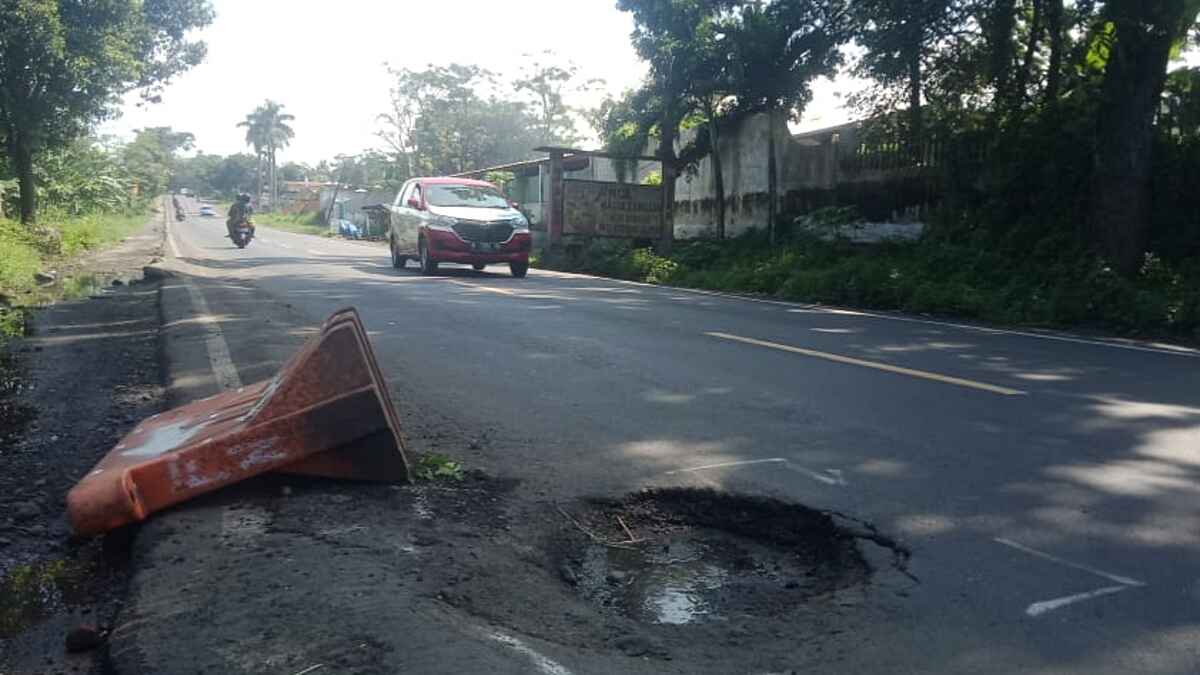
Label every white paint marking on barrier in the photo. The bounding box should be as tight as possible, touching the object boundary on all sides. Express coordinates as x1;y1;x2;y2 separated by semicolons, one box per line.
994;538;1145;587
1025;585;1132;617
485;631;574;675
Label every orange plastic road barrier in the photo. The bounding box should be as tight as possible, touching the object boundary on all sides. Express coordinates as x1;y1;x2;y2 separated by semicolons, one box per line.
67;307;409;536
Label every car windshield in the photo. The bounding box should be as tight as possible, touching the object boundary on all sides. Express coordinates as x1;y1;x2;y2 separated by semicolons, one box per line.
425;184;509;209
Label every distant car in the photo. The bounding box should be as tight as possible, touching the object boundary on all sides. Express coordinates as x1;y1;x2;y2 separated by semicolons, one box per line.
386;177;532;277
198;206;217;218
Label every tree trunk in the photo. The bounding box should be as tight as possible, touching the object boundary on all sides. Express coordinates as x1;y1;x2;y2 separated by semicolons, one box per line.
1011;0;1044;114
254;153;263;206
12;130;37;225
658;110;677;256
906;38;924;149
1091;1;1196;275
1044;0;1065;105
988;0;1019;96
767;107;778;246
270;147;278;212
708;113;726;240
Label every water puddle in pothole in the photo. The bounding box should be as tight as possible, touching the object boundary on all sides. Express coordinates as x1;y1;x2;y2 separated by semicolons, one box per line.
0;558;91;638
574;533;815;625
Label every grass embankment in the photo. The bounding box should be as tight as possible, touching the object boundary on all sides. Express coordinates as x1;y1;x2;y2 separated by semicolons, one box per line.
536;229;1200;341
253;210;328;237
0;209;148;340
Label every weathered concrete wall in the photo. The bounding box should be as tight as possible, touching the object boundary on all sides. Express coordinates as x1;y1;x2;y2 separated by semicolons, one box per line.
672;114;934;240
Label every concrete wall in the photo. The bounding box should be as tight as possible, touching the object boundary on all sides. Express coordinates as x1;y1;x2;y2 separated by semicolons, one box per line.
672;113;934;240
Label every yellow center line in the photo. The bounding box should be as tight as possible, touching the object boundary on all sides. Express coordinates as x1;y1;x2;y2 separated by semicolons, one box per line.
705;331;1027;396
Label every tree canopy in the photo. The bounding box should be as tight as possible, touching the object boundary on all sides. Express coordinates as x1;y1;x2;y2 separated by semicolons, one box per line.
0;0;213;223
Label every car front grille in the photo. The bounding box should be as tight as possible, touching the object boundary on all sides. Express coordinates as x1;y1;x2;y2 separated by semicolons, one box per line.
453;221;516;243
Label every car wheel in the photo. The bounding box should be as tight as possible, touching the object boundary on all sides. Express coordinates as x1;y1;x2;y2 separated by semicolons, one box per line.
510;261;528;278
472;263;486;271
419;239;438;275
390;238;406;269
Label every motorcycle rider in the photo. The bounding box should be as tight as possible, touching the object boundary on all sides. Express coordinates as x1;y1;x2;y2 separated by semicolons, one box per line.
226;193;254;241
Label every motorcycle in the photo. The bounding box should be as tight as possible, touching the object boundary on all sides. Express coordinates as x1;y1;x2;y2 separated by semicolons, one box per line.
231;219;255;249
175;210;186;221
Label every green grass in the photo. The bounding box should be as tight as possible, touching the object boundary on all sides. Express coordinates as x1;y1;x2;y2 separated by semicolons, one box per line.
536;230;1200;341
254;211;329;237
0;209;150;342
0;220;40;294
57;211;148;256
414;453;465;482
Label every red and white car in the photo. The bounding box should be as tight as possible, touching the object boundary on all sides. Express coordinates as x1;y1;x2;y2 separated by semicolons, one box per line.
387;177;532;277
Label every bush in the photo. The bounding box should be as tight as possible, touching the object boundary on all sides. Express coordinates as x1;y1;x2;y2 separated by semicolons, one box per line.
540;225;1200;340
0;220;40;293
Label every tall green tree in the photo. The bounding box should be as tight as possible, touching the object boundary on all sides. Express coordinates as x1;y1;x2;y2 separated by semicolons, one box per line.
1091;0;1200;275
514;52;602;147
238;100;295;209
121;126;194;197
725;0;849;243
381;64;541;176
850;0;964;145
206;153;257;197
0;0;213;223
616;0;739;252
237;111;265;203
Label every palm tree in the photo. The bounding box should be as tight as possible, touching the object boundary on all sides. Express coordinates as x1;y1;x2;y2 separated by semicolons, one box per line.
237;113;265;203
237;100;295;209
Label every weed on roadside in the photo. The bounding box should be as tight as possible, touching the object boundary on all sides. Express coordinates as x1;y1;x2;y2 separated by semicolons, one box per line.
414;453;466;482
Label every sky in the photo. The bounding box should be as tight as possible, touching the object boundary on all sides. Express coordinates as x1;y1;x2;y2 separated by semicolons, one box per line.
99;0;862;165
101;1;1198;165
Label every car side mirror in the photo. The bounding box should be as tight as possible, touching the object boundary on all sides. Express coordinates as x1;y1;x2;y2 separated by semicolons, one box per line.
508;200;521;209
407;197;422;210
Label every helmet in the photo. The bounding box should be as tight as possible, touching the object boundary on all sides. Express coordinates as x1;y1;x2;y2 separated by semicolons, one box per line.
237;193;252;203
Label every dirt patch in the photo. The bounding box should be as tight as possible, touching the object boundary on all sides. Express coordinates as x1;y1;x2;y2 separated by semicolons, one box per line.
0;218;164;675
555;489;868;626
0;350;35;448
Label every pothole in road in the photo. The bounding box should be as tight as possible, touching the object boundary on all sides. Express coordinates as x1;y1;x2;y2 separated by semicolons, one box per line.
555;488;869;626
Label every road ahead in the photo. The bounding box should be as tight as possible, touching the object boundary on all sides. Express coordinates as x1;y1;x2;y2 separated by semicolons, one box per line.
165;204;1200;673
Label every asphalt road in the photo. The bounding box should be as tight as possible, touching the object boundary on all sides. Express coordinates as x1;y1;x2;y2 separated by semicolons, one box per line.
162;202;1200;673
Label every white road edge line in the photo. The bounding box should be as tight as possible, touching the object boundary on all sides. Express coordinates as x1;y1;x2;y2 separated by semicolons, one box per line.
166;220;243;391
666;457;845;486
486;631;574;675
708;331;1026;396
1025;585;1132;617
994;538;1145;587
536;268;1198;359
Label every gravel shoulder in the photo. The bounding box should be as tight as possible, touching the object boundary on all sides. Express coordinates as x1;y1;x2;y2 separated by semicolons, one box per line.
0;214;168;675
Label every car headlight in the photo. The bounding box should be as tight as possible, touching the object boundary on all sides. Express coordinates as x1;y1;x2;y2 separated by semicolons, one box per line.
428;215;457;232
511;215;530;233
